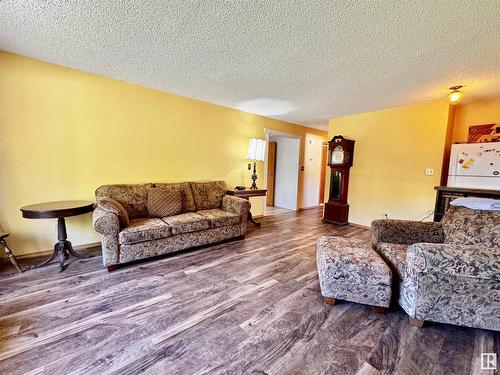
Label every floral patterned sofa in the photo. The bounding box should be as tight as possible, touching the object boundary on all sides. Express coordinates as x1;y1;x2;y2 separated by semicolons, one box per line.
92;181;250;271
372;205;499;331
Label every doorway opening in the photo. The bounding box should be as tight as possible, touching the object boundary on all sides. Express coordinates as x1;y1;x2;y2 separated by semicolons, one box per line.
264;130;301;215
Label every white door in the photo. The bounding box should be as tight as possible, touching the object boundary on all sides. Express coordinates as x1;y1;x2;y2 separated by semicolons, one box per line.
302;134;324;208
274;137;300;210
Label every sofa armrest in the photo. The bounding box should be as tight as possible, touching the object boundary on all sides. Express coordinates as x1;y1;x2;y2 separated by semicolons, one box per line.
222;195;251;216
92;207;120;266
371;219;444;246
92;206;120;235
406;242;500;280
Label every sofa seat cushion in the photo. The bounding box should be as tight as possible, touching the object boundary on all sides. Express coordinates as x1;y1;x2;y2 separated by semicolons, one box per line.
119;224;242;264
162;212;210;235
376;243;408;280
197;209;241;228
119;218;172;245
441;206;500;247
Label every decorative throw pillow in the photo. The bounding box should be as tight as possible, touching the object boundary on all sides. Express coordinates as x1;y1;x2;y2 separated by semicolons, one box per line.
153;182;196;212
147;188;183;218
98;197;130;228
441;206;500;247
190;181;227;211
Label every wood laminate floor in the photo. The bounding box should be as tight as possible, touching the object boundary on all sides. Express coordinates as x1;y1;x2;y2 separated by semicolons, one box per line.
0;208;498;375
265;206;294;216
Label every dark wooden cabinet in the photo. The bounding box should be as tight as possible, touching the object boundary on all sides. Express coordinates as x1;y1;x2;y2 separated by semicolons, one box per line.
433;186;500;221
323;135;355;225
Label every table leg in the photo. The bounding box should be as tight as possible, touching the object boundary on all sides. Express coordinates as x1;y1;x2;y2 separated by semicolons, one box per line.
58;242;66;272
30;243;59;269
57;217;68;272
2;243;23;273
30;217;86;271
247;211;261;227
238;196;262;227
238;196;262;228
65;240;87;258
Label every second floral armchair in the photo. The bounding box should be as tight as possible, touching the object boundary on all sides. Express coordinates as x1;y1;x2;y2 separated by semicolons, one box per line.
371;205;500;331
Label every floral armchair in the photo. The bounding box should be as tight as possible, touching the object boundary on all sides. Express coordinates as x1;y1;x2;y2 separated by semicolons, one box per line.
372;205;499;331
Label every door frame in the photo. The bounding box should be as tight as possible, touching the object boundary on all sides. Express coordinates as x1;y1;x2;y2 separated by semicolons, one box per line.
319;142;328;204
266;141;277;206
263;128;303;215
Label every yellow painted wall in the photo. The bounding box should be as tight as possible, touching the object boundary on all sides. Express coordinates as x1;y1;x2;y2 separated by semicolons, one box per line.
452;98;500;143
0;52;326;255
327;100;449;227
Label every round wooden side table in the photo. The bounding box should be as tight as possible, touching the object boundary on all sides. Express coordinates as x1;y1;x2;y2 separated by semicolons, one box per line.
20;200;95;272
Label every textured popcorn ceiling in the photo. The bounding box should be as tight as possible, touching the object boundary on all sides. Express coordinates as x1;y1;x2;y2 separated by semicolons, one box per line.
1;1;499;130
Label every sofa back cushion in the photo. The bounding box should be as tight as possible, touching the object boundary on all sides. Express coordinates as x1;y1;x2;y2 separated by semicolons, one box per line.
441;206;500;247
147;188;183;218
190;181;227;210
95;184;152;219
153;182;196;213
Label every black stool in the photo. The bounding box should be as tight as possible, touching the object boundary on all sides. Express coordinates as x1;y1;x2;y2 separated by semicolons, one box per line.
0;233;23;273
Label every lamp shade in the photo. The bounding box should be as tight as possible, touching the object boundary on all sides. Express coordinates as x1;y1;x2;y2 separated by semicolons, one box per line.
247;138;266;161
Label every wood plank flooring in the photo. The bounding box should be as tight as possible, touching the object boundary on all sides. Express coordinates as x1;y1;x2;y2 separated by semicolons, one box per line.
0;208;498;374
265;206;293;216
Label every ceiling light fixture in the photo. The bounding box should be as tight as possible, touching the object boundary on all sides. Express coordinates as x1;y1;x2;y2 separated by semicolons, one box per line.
448;85;464;105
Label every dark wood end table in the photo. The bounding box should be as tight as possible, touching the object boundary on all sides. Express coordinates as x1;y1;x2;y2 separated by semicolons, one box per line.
226;189;267;227
20;200;95;272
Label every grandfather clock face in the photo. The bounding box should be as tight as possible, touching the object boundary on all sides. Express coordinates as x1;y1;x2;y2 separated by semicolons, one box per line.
331;146;345;165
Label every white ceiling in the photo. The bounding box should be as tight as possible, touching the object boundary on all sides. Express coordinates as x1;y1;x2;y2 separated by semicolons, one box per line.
1;1;499;131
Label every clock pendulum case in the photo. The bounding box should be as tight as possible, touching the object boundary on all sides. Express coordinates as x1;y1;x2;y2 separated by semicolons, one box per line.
323;135;355;225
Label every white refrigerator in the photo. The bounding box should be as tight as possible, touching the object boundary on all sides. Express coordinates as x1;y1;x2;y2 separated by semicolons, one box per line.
448;142;500;189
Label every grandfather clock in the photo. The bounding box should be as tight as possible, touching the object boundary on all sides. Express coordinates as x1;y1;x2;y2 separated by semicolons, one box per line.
323;135;355;225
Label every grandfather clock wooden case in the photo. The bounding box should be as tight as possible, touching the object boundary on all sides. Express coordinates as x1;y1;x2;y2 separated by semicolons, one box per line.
323;135;355;225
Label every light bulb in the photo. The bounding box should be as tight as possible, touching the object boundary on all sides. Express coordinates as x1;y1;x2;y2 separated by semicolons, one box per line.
448;89;464;105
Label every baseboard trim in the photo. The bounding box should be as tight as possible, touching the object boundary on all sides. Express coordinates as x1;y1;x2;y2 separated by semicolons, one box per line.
16;241;101;259
349;222;370;229
298;205;323;211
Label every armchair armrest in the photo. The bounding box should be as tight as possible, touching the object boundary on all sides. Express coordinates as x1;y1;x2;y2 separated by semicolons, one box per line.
406;242;500;280
371;219;444;246
222;195;251;216
92;206;120;235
